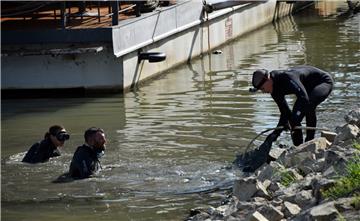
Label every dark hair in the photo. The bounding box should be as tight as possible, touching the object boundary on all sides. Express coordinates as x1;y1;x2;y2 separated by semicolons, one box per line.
44;125;65;139
84;127;104;143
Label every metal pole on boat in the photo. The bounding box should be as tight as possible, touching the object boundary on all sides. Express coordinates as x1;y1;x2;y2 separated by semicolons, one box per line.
111;1;119;26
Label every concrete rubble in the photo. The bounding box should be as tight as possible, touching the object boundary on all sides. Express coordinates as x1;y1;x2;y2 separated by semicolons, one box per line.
187;108;360;221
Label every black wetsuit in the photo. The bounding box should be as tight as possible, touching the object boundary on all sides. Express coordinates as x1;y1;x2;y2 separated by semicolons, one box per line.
69;144;101;179
22;138;61;163
270;65;333;146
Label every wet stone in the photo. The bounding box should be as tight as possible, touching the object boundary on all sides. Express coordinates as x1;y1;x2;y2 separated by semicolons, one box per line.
258;204;284;221
344;108;360;127
334;124;359;144
247;211;269;221
309;201;340;221
321;131;337;143
283;201;301;218
233;177;260;201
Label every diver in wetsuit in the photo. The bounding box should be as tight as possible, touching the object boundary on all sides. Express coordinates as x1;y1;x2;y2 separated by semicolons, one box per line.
250;65;334;146
69;127;107;179
22;125;70;163
238;65;334;172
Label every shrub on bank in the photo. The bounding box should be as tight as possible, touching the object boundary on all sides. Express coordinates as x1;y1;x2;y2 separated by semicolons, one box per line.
353;141;360;150
323;154;360;199
278;169;297;187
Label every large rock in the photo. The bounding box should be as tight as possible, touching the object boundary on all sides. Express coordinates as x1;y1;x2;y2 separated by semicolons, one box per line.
268;182;285;193
334;197;356;212
280;190;316;209
329;143;360;158
282;151;316;168
311;177;336;203
234;197;269;220
258;204;284;221
344;108;360;127
323;149;348;172
246;211;269;221
334;124;359;144
269;147;286;160
312;158;326;173
297;157;323;176
233;177;270;201
296;138;330;155
262;179;272;190
283;201;301;218
254;182;272;200
308;201;340;221
294;172;322;191
323;165;337;178
257;161;285;182
321;131;337;143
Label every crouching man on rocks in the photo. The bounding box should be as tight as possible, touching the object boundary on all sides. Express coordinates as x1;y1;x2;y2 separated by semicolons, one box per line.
69;127;107;179
250;65;333;146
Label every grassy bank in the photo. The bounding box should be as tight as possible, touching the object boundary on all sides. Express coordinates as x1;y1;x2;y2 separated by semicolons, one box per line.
323;141;360;201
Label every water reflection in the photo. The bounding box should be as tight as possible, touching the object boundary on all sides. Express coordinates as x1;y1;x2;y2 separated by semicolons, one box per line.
2;2;360;221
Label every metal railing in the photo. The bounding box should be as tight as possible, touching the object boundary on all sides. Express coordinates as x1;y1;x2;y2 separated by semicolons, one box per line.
1;1;174;30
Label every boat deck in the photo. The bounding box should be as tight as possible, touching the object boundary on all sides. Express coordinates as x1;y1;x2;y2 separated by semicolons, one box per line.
1;2;172;31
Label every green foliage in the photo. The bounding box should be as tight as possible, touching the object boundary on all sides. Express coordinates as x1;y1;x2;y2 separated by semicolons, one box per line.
337;213;347;221
273;167;298;187
279;170;297;187
353;141;360;150
351;194;360;210
323;155;360;199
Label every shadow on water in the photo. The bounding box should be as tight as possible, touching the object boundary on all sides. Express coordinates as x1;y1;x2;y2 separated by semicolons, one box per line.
1;94;125;120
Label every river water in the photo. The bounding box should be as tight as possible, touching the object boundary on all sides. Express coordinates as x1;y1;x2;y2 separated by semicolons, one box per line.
1;2;359;221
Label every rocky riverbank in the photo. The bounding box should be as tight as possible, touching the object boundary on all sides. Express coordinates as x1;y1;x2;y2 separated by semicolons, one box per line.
187;108;360;221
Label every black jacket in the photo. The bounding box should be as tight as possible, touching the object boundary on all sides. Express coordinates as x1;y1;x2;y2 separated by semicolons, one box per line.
69;144;101;179
270;65;333;127
22;138;61;163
